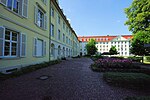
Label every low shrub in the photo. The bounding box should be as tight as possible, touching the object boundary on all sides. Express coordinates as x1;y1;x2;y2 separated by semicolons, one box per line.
144;56;150;62
124;96;150;100
91;54;104;61
128;56;142;62
110;56;124;59
103;72;150;88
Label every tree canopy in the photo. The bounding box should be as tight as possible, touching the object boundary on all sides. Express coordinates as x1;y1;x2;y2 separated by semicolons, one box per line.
85;39;97;55
130;31;150;56
125;0;150;56
124;0;150;34
109;46;118;55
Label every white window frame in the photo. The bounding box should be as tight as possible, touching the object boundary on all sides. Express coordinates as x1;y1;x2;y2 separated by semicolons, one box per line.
58;29;61;40
35;5;47;30
0;0;28;18
33;38;46;57
51;7;54;17
51;24;54;37
0;26;26;58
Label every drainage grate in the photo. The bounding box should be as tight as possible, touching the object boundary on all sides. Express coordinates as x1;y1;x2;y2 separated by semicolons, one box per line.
38;75;50;80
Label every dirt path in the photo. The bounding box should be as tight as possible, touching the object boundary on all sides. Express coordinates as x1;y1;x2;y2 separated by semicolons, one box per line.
0;58;149;100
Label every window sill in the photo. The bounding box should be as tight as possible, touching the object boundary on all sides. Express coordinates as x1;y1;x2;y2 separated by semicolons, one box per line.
4;7;25;19
0;57;21;60
35;24;47;31
33;56;46;58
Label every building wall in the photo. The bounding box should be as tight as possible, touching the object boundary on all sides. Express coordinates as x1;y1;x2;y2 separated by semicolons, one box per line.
0;0;50;73
78;35;132;56
50;0;79;60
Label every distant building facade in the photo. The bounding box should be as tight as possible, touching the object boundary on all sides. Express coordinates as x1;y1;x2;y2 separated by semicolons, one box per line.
78;35;132;56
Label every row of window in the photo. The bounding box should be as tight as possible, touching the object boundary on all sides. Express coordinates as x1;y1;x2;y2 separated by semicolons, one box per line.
51;44;73;58
51;7;72;37
80;38;109;41
0;27;46;58
51;24;73;46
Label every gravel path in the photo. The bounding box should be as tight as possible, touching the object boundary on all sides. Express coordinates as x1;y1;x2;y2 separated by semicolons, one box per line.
0;58;150;100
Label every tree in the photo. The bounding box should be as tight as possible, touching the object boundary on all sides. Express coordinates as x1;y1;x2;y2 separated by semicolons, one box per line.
124;0;150;34
109;46;118;55
130;31;150;56
86;39;97;55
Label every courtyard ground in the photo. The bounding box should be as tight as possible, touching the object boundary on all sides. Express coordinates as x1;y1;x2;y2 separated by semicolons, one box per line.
0;58;150;100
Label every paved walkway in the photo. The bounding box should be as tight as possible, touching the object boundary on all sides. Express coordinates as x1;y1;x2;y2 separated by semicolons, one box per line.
0;58;150;100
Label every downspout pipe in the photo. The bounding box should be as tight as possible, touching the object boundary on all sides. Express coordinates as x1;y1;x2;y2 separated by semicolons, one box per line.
49;0;52;62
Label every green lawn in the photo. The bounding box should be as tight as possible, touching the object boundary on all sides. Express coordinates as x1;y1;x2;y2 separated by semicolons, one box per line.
103;72;150;88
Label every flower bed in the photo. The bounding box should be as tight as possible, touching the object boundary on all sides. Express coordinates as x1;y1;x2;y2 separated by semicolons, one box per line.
91;58;141;72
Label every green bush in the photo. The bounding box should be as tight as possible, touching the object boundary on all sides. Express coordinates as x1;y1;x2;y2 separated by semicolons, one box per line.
103;72;150;88
144;56;150;62
128;56;142;62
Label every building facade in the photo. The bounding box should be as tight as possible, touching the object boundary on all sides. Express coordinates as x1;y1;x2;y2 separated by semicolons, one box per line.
78;35;132;56
0;0;80;73
50;0;80;60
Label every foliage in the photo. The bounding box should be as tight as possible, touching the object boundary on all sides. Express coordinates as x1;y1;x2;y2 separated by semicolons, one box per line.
128;56;142;62
124;96;150;100
109;46;118;55
130;31;150;56
144;56;150;62
0;60;61;81
124;0;150;34
103;72;150;88
91;54;103;61
86;39;97;55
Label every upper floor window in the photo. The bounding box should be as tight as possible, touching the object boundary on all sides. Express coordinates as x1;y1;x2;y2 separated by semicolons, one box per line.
0;0;28;17
58;29;61;40
35;6;47;30
63;22;65;29
51;7;54;17
58;16;60;24
63;33;65;42
51;24;54;37
66;36;68;44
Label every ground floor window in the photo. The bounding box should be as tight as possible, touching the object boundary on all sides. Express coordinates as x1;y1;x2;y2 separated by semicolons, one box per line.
0;26;26;58
4;29;18;57
33;38;46;57
51;44;55;57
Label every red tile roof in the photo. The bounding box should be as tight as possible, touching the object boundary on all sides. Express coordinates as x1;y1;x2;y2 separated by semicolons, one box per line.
78;35;132;42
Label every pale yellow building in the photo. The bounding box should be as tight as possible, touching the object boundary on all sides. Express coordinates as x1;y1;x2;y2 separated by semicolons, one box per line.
0;0;50;73
0;0;80;73
50;0;80;60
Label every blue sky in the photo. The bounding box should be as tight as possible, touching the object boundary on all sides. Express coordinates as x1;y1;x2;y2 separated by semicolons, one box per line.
59;0;132;36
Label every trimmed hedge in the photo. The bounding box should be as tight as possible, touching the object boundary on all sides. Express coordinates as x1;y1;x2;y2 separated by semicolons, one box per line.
124;96;150;100
103;72;150;88
128;56;142;62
